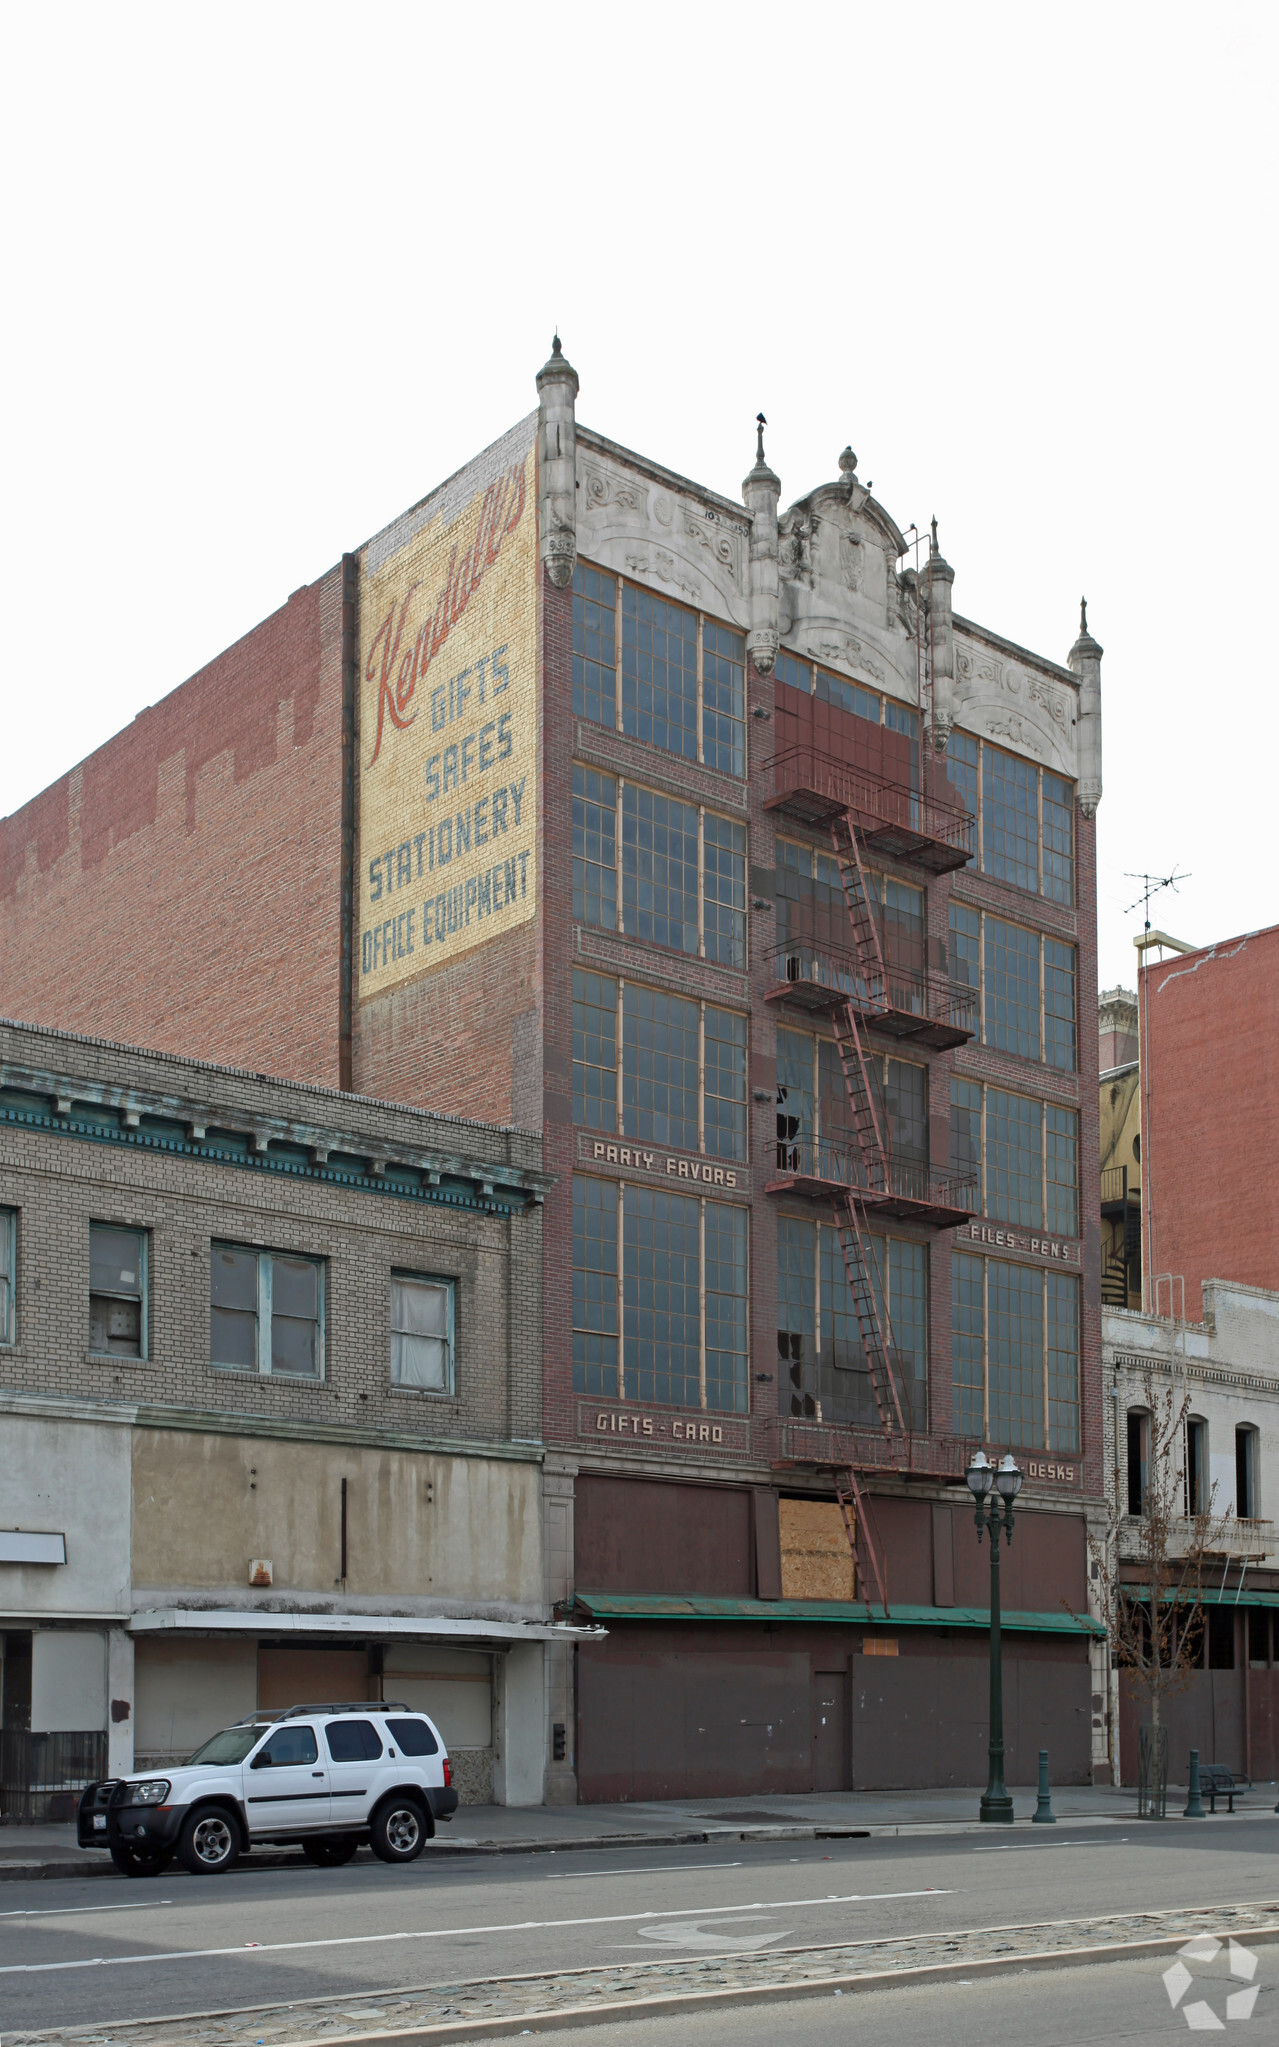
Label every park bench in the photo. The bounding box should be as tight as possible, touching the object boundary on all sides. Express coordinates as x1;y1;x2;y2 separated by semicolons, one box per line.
1199;1764;1249;1812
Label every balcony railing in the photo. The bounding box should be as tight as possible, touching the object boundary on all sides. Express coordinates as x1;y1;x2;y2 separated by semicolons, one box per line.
778;1420;980;1479
766;940;977;1048
1101;1164;1139;1209
765;747;975;873
1118;1516;1276;1564
767;1134;979;1227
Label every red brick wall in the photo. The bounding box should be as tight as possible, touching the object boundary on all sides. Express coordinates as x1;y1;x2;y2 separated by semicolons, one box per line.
1140;924;1279;1320
0;573;347;1088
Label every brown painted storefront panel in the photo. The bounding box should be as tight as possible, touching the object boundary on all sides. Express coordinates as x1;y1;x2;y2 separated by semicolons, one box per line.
257;1646;373;1710
812;1668;850;1791
1118;1668;1246;1784
574;1476;752;1595
576;1633;809;1800
1248;1669;1279;1780
950;1509;1087;1614
852;1639;1090;1789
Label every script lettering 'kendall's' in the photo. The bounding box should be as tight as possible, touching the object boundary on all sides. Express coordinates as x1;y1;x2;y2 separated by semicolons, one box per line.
366;458;527;768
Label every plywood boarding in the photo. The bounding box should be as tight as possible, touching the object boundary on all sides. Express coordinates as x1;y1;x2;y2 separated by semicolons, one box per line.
779;1499;855;1601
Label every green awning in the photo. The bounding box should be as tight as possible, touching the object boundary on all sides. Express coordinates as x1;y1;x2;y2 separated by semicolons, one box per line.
574;1592;1105;1636
1121;1585;1279;1607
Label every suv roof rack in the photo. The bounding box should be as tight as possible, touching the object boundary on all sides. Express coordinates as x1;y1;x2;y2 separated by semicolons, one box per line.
279;1701;413;1718
229;1702;413;1727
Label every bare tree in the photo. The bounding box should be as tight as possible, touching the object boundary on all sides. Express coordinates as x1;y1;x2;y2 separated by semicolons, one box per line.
1090;1371;1232;1732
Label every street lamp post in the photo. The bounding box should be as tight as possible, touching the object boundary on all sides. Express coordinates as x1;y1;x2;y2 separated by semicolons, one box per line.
966;1450;1024;1825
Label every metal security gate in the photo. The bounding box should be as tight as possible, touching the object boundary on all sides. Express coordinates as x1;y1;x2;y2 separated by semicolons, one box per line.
0;1731;107;1823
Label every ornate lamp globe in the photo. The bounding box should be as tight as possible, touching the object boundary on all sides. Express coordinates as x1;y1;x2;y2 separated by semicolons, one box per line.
995;1454;1024;1501
966;1450;994;1499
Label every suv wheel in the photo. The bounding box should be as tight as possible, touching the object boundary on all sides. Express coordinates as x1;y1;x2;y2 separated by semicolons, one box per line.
369;1796;429;1863
302;1835;360;1867
109;1842;173;1877
178;1808;240;1875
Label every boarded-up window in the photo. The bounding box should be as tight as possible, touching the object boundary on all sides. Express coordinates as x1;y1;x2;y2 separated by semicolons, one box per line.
779;1499;855;1601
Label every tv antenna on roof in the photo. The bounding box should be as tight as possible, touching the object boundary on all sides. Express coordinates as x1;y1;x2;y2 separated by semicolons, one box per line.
1124;867;1190;934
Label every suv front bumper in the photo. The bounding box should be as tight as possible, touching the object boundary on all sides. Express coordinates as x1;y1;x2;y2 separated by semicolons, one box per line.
77;1782;187;1853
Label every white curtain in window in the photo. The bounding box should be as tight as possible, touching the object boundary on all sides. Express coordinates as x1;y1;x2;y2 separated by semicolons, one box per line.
392;1278;450;1390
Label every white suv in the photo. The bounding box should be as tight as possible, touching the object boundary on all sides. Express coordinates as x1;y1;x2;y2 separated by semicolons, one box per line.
77;1702;458;1876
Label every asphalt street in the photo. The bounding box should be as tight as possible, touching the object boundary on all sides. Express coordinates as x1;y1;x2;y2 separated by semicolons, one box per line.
1;1820;1276;2035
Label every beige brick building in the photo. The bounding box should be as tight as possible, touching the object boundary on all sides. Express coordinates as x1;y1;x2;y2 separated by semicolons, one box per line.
0;1018;591;1818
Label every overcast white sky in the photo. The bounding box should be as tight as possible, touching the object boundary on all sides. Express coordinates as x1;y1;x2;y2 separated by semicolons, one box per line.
2;4;1273;992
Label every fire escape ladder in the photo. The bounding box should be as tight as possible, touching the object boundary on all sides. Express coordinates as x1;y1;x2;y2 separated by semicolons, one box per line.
832;1196;906;1438
834;1462;890;1617
831;812;889;1014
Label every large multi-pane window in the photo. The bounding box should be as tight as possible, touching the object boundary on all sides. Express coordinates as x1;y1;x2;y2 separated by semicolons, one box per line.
624;985;699;1151
950;1080;1079;1235
571;970;747;1160
776;1029;926;1182
571;564;745;777
702;810;748;964
622;585;698;758
572;767;747;968
702;621;746;775
943;731;1075;906
947;902;1077;1072
572;766;617;928
622;785;699;952
572;1174;748;1411
778;1214;927;1430
774;837;925;996
0;1208;14;1346
951;1251;1080;1451
572;563;616;727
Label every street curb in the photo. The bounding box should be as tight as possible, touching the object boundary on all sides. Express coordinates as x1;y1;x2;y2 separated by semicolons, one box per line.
26;1922;1275;2047
0;1809;1222;1881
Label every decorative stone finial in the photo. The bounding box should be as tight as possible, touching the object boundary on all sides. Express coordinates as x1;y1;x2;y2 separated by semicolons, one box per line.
930;515;939;554
756;412;767;462
1080;595;1088;633
838;446;858;476
536;333;578;397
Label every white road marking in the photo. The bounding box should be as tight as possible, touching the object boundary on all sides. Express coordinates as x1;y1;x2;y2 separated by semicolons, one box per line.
0;1901;174;1919
970;1841;1130;1853
0;1888;953;1977
539;1862;744;1881
635;1919;790;1952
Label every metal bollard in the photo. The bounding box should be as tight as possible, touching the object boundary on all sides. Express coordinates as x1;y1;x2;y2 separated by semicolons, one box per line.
1184;1748;1206;1819
1031;1748;1056;1824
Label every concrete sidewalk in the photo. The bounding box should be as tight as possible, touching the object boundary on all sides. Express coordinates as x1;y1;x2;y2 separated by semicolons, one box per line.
4;1781;1263;1879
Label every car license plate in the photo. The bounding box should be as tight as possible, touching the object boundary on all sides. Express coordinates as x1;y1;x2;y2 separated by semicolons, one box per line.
93;1814;106;1831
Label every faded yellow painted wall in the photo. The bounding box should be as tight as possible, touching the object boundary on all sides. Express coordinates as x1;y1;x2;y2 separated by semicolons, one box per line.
1101;1068;1141;1191
778;1499;855;1601
131;1431;542;1606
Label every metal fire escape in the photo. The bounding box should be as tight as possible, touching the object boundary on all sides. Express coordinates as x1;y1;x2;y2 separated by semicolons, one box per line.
822;810;909;1615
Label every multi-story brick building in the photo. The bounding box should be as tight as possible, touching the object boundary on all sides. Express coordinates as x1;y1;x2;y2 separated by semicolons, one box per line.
0;343;1107;1797
0;1017;589;1819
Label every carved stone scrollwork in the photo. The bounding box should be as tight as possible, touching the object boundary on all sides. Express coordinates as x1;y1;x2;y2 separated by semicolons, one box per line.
683;511;739;581
625;549;700;601
583;466;648;518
